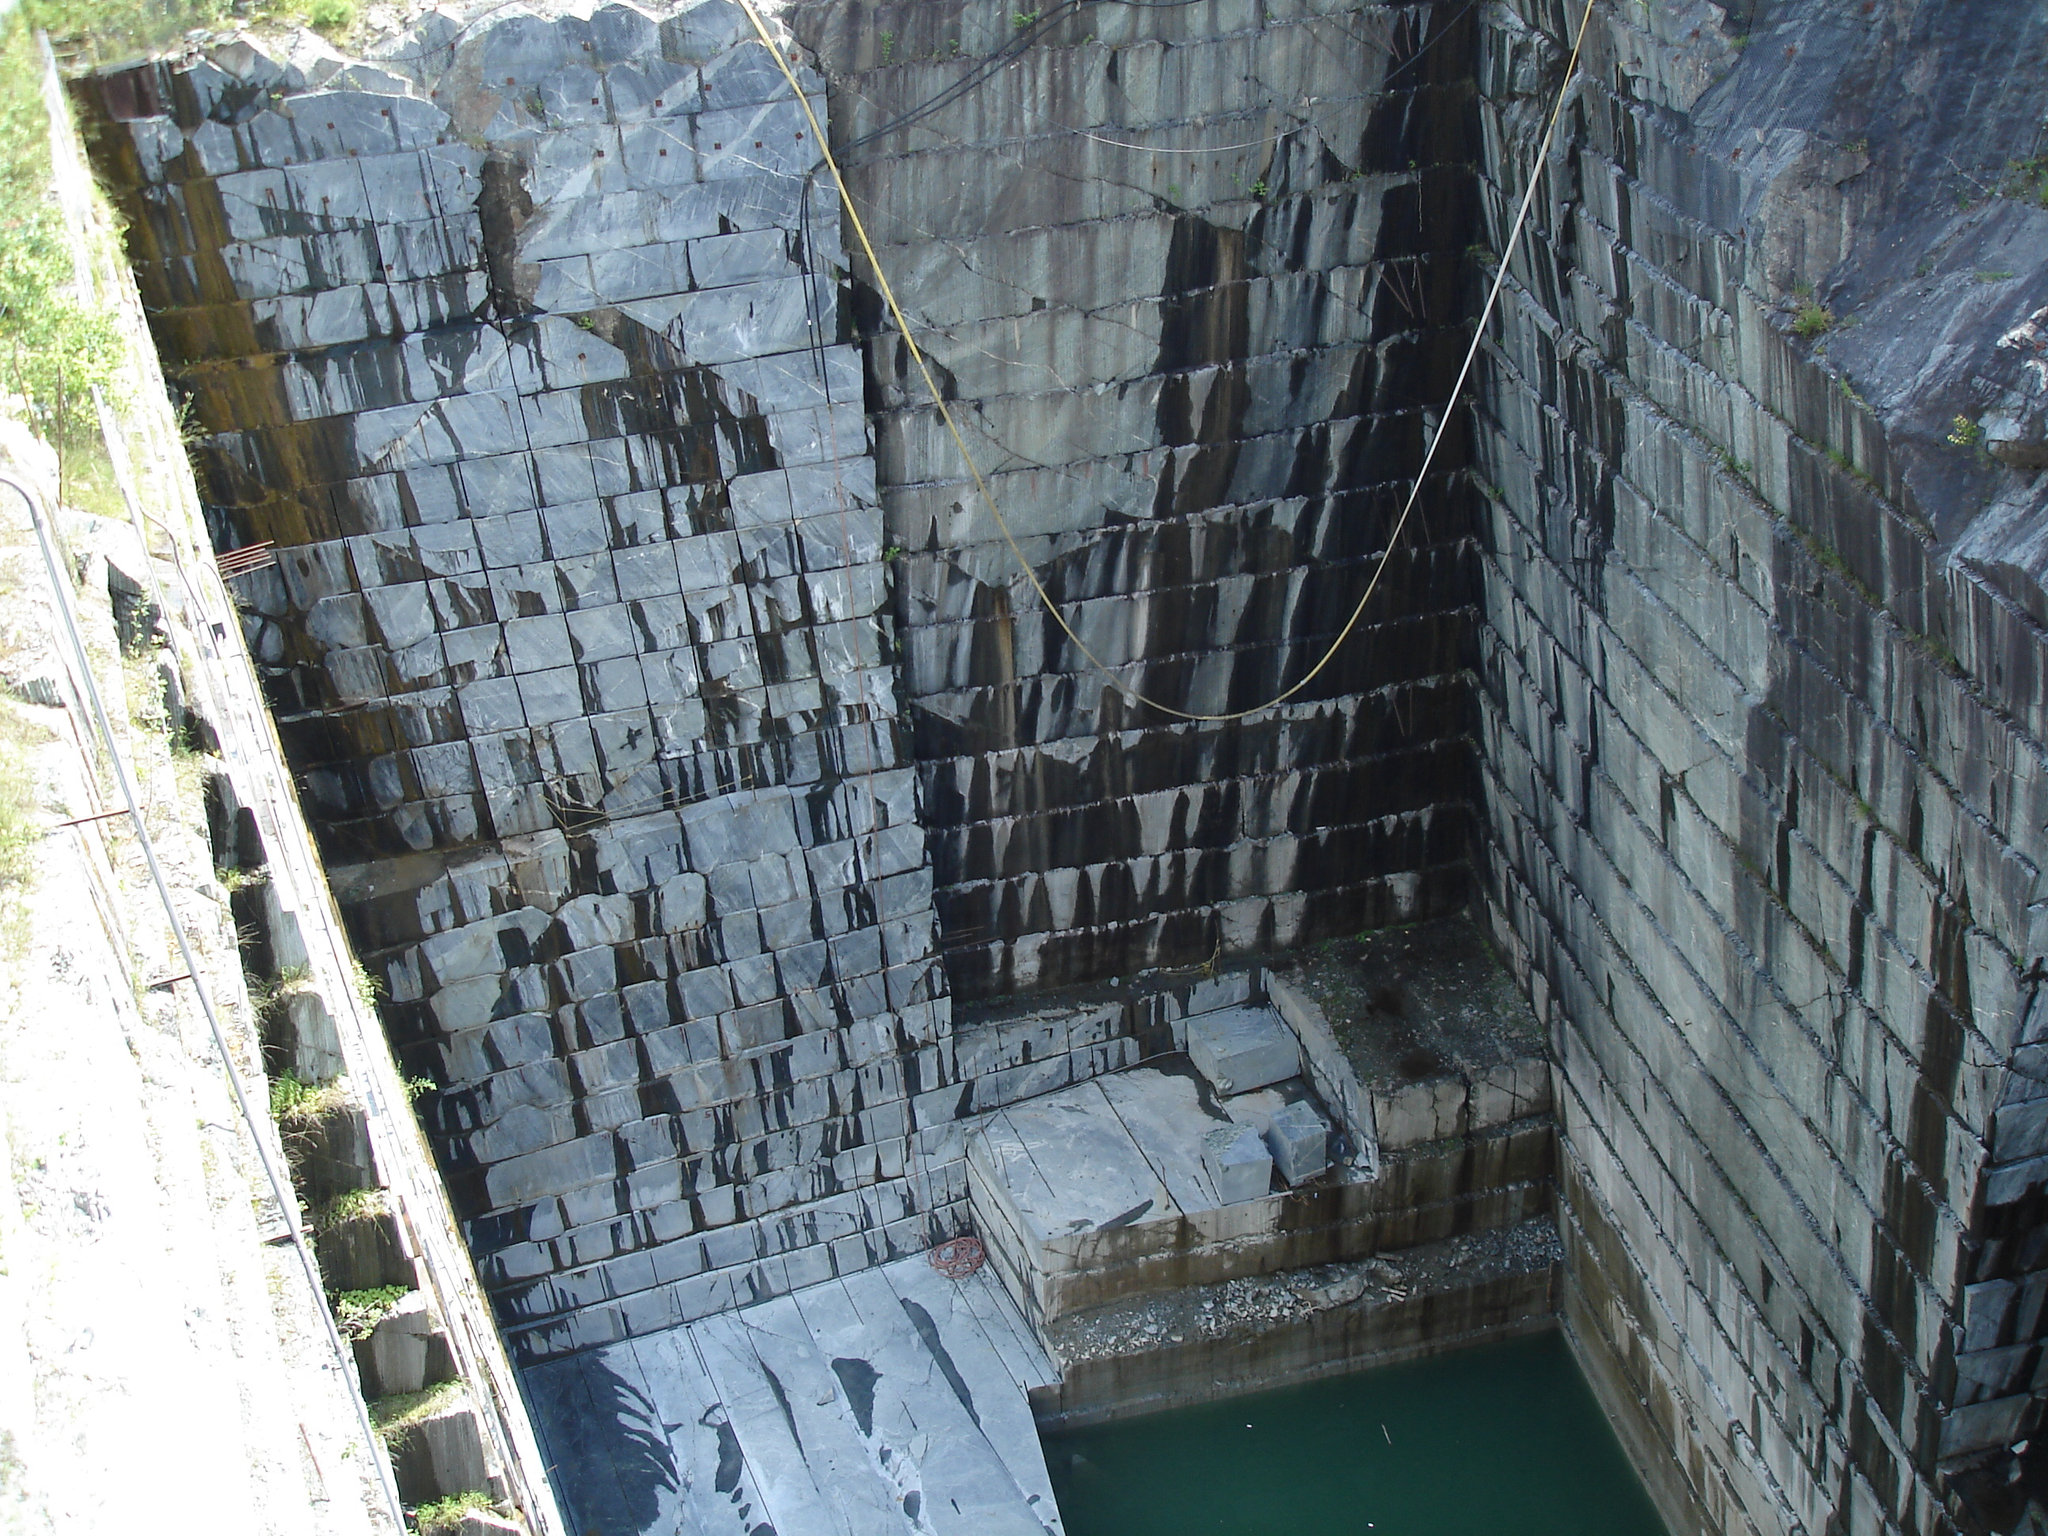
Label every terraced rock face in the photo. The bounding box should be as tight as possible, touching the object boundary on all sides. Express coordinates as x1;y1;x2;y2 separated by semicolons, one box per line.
77;0;1490;1365
78;1;965;1365
787;0;1484;1000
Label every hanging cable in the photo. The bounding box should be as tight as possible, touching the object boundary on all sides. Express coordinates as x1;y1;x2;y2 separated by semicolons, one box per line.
737;0;1599;724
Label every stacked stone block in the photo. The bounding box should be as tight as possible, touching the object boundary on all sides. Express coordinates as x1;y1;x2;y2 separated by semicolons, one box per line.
79;0;960;1364
790;0;1483;1000
1469;4;2048;1535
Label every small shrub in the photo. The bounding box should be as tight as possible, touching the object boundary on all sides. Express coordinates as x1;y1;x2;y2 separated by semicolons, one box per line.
272;1071;347;1126
1792;303;1834;339
414;1491;496;1535
350;960;384;1012
250;962;313;1017
269;1070;316;1119
1947;415;1983;448
334;1284;408;1340
304;0;357;36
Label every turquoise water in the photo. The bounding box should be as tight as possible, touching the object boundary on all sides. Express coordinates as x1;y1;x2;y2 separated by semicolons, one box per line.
1041;1332;1668;1536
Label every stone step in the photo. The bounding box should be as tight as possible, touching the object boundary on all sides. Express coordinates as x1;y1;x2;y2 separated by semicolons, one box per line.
314;1193;417;1292
353;1288;458;1399
376;1382;499;1509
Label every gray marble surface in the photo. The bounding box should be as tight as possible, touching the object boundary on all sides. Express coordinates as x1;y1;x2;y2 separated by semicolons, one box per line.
974;1060;1298;1256
523;1252;1062;1536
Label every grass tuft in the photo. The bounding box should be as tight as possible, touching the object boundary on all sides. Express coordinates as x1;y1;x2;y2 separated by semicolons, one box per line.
318;1185;388;1228
370;1380;463;1447
1792;302;1834;339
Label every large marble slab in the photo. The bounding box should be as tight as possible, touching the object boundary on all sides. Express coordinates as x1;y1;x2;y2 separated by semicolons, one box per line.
965;1057;1356;1326
523;1254;1062;1536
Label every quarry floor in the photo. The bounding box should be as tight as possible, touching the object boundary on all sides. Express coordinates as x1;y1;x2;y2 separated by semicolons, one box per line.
522;1250;1065;1536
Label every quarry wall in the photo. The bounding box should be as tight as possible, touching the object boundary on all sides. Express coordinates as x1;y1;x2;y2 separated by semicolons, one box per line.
80;2;965;1366
786;0;1482;1001
1467;4;2048;1535
71;2;2048;1533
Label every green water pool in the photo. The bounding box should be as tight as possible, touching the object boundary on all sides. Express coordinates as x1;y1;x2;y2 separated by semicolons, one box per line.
1041;1331;1669;1536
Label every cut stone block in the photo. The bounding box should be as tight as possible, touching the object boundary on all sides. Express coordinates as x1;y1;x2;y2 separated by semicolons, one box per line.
353;1289;458;1398
1185;1005;1300;1095
1265;1099;1329;1186
315;1204;415;1291
383;1389;491;1506
1203;1124;1273;1205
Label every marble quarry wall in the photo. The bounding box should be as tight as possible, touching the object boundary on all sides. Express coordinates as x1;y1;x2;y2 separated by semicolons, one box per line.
72;1;2048;1533
1466;4;2048;1536
785;0;1483;1001
79;2;965;1366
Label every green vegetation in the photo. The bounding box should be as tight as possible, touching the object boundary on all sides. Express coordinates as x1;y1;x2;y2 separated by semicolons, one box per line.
370;1379;464;1447
1713;445;1754;482
0;17;120;451
22;0;357;62
334;1284;409;1339
215;863;268;892
1012;10;1042;29
269;1068;347;1124
1792;302;1834;339
414;1490;497;1535
350;958;383;1012
269;1069;317;1119
249;961;313;1019
1947;414;1983;448
2000;155;2048;208
318;1185;388;1228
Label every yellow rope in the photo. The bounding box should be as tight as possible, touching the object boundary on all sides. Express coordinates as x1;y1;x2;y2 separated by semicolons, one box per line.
733;0;1599;724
